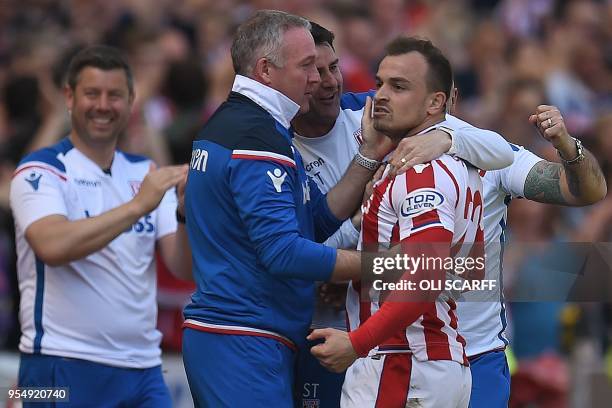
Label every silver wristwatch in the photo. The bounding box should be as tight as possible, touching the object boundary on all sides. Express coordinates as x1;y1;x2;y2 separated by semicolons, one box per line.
354;151;381;171
558;137;585;165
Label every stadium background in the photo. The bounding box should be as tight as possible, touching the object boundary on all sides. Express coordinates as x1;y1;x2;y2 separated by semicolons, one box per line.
0;0;610;406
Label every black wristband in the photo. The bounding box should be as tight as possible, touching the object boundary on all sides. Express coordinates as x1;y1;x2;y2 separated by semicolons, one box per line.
176;208;186;224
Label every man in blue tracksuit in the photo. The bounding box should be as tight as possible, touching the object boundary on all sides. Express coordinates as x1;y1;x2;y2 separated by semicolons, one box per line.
182;10;392;407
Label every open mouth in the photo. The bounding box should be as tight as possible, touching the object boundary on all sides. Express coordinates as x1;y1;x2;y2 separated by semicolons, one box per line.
89;116;114;130
317;93;337;104
92;117;112;125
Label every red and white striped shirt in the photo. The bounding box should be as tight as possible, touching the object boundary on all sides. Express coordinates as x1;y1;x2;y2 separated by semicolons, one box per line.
347;154;484;366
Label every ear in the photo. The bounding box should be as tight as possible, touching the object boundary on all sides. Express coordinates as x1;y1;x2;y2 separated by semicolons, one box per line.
252;57;273;86
427;91;447;115
64;85;74;112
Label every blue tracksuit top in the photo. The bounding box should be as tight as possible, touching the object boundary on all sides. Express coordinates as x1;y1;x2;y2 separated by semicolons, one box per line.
184;80;342;347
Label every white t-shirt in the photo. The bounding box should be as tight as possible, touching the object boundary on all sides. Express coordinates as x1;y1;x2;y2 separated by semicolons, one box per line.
10;138;177;368
294;105;363;329
446;115;543;356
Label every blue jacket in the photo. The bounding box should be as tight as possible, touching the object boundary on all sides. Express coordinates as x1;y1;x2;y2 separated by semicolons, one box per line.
184;78;342;346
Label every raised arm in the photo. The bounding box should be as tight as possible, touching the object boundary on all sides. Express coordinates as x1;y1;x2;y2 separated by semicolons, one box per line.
523;105;607;206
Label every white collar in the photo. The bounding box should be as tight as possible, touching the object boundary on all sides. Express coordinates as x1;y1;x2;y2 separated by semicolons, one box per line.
231;75;300;129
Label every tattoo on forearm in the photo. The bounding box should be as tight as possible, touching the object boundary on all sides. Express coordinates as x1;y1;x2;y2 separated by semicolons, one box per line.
564;161;581;198
525;149;606;205
524;161;567;204
567;149;607;198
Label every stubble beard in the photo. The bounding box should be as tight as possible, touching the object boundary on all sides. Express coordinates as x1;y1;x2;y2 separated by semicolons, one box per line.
374;119;404;141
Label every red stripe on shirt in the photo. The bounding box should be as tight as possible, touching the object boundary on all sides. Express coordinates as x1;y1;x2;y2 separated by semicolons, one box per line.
363;177;394;246
421;304;453;360
231;154;296;168
390;222;400;245
447;300;469;365
349;227;453;357
435;159;459;208
358;177;395;327
182;321;297;352
13;164;67;181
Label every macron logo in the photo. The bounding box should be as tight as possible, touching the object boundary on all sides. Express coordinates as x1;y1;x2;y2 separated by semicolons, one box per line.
267;168;287;193
25;172;42;191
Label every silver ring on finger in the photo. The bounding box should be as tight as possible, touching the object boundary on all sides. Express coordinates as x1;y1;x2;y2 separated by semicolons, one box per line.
547;118;553;128
401;158;407;164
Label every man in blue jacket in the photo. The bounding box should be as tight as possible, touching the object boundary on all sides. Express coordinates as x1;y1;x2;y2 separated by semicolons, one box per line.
182;10;392;407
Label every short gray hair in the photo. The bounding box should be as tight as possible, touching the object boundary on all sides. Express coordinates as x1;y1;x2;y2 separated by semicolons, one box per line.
231;10;311;76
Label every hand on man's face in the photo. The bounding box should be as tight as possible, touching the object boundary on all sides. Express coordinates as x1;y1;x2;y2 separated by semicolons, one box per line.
359;96;395;161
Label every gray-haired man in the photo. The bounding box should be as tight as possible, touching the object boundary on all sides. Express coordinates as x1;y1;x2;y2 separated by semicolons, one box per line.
182;10;394;407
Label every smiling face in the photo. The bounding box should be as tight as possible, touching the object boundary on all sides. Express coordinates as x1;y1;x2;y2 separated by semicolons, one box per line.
66;66;133;147
267;27;320;114
307;43;343;126
373;52;445;139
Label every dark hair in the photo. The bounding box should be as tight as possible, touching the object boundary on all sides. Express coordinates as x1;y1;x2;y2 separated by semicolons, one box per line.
66;45;134;95
310;21;335;50
385;37;453;100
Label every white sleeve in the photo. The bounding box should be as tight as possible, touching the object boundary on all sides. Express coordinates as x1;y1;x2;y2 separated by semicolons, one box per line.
450;126;514;171
499;145;544;197
391;163;457;240
10;164;69;232
155;187;178;240
323;218;360;249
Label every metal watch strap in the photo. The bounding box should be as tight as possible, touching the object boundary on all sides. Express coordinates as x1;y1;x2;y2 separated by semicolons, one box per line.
354;151;380;171
558;137;585;165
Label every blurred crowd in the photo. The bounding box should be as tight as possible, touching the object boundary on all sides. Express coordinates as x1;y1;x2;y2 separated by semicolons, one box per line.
0;0;611;406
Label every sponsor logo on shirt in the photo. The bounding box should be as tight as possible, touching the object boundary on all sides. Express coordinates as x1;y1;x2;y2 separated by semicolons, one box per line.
24;172;42;191
400;188;444;217
129;180;142;196
121;214;155;234
267;168;287;193
73;178;102;187
305;157;325;173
